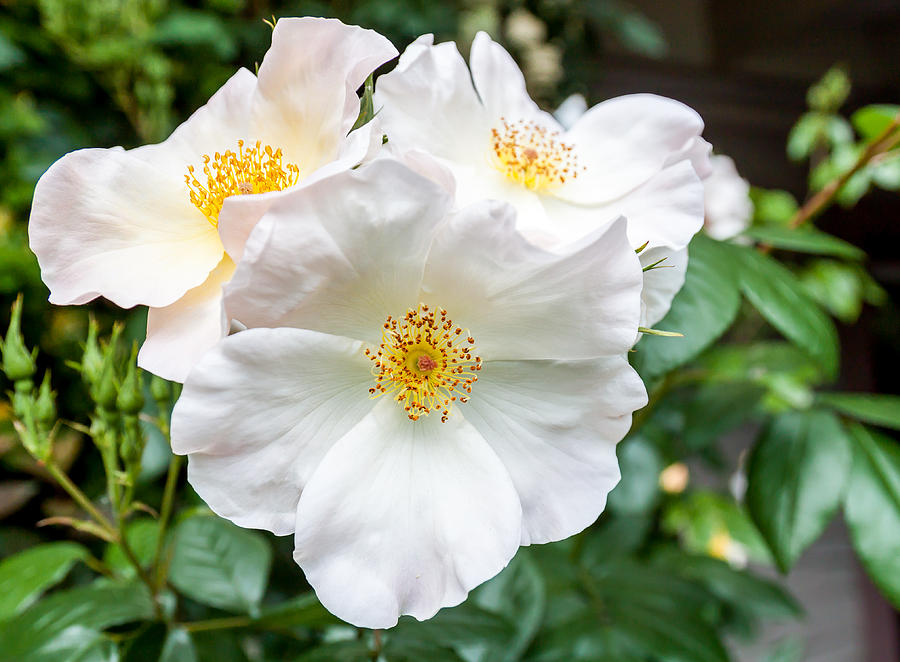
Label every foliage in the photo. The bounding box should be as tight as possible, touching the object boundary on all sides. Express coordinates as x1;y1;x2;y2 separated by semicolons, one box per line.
1;7;899;662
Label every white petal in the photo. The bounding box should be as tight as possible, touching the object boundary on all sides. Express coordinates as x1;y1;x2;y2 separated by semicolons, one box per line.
558;94;705;204
554;93;588;130
130;68;255;172
594;159;705;250
170;328;374;536
667;136;713;179
420;202;642;360
216;121;384;264
469;32;541;121
293;399;522;629
640;246;688;328
225;159;451;343
376;37;489;164
704;155;752;240
250;17;398;170
462;356;647;544
138;256;235;383
29;148;223;308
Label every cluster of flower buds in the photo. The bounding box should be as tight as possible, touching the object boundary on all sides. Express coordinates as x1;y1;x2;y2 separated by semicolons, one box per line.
0;296;55;461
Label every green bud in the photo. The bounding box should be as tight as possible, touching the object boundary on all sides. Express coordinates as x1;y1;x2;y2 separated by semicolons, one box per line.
116;343;144;415
34;371;57;426
90;324;122;411
120;415;145;467
1;295;37;383
150;374;171;403
81;317;103;386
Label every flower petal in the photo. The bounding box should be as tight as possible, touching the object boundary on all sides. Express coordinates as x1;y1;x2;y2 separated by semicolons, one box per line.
225;159;451;344
29;148;222;308
462;356;647;545
558;93;705;204
375;36;489;164
250;17;398;170
469;31;542;121
170;327;374;536
130;68;256;172
138;256;235;382
592;159;705;250
293;399;522;628
420;202;642;360
640;246;688;328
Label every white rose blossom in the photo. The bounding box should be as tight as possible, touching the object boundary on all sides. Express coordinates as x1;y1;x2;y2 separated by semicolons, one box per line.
703;154;753;240
375;32;711;326
170;159;648;628
28;17;397;381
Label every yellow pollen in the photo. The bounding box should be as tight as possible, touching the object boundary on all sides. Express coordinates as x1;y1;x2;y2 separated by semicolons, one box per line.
366;304;482;423
185;140;300;227
490;117;583;192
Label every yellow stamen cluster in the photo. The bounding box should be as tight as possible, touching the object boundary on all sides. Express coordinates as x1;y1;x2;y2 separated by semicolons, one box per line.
185;140;300;227
366;304;482;422
490;117;582;191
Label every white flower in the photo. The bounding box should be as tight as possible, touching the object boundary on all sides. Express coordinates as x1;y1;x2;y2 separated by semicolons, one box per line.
170;159;648;628
703;154;753;240
375;32;710;327
28;17;397;382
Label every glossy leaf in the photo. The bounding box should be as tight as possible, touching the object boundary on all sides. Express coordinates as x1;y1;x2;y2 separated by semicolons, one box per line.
169;515;271;615
160;629;197;662
744;225;864;260
731;246;839;379
850;104;900;141
843;425;900;608
253;592;338;629
0;582;154;662
746;410;851;571
607;438;663;515
818;392;900;431
103;519;159;579
683;381;766;450
0;541;88;620
632;235;740;382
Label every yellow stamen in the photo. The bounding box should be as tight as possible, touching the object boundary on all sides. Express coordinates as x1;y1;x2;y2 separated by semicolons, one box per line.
366;304;482;423
185;140;300;227
490;118;583;192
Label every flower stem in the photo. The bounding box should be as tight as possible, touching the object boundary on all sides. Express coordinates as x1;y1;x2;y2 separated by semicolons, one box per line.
761;111;900;255
153;453;183;590
180;615;253;633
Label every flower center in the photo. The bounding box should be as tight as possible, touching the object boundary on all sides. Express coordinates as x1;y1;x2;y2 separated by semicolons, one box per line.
366;304;482;422
490;118;582;192
185;140;300;227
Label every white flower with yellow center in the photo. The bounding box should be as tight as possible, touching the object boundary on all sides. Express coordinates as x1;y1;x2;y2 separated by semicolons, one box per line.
28;17;397;381
375;32;710;326
170;159;648;628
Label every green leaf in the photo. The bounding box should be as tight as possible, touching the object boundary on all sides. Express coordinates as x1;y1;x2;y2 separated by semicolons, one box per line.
351;74;375;132
750;188;798;225
295;640;372;662
799;259;866;323
683;382;766;451
169;515;271;615
730;245;839;379
746;410;851;571
786;112;826;161
0;581;154;662
471;549;545;662
762;636;805;662
393;603;512;651
631;235;740;381
651;550;801;621
743;225;864;260
160;629;197;662
607;438;663;515
851;104;900;141
74;639;119;662
104;518;159;578
843;425;900;608
818;392;900;431
0;541;89;620
253;592;339;629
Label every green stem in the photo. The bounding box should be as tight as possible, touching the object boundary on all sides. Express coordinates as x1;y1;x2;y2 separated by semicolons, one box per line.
153;453;183;590
180;615;253;633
